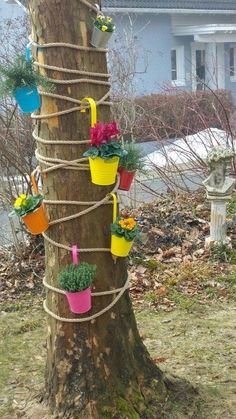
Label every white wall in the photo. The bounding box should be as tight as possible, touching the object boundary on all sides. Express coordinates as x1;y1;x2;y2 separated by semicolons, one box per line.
172;13;236;27
0;0;24;21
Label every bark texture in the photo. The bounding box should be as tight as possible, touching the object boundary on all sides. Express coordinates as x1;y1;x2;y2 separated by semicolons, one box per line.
28;1;167;417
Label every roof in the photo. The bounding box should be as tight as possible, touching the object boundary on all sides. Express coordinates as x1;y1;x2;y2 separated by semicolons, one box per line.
102;0;236;10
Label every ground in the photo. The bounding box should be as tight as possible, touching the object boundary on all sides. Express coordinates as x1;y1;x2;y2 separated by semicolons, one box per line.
0;299;236;418
0;191;236;418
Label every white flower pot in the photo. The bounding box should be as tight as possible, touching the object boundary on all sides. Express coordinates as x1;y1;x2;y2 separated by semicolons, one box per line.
91;26;112;48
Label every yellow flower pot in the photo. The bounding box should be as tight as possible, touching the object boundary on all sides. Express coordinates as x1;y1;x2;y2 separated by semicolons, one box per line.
89;156;119;186
111;235;133;257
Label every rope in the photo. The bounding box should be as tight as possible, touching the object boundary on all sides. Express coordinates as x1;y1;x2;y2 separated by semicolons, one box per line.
32;91;112;120
43;232;110;253
47;177;119;227
43;277;130;323
33;129;90;145
46;77;111;86
30;40;107;53
34;62;110;78
35;149;89;173
79;0;99;12
43;276;130;297
39;91;112;108
31;0;128;322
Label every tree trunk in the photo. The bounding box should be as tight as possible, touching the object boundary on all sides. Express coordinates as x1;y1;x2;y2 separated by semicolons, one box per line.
28;1;167;417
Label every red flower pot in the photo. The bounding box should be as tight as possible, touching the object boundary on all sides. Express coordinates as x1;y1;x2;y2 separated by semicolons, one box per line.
118;167;135;191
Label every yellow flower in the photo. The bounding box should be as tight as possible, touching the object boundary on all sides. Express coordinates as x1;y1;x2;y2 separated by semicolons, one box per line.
119;218;137;231
14;194;27;208
101;25;108;32
106;17;112;22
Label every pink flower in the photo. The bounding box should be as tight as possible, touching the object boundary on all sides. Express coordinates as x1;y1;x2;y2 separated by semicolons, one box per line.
90;122;120;147
90;122;107;146
104;122;120;139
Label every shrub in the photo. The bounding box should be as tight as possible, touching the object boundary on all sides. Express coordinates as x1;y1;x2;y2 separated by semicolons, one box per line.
58;263;96;293
114;89;234;142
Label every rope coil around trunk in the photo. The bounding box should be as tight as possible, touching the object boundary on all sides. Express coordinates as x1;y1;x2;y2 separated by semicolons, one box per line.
43;276;130;323
32;0;129;322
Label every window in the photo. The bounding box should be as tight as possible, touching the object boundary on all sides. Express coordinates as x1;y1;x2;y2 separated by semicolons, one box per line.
171;49;177;81
196;49;206;90
171;46;185;86
230;46;235;79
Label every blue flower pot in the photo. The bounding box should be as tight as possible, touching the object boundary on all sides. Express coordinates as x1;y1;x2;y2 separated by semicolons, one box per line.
14;86;41;113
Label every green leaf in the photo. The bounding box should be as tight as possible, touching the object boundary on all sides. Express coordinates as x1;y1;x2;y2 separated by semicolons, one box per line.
12;194;44;218
111;217;139;242
83;147;99;159
58;263;97;292
83;141;126;160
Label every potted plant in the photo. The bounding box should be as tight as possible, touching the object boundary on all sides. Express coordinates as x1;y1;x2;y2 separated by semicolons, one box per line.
111;216;139;257
0;54;53;113
119;142;144;191
11;193;49;235
91;14;115;49
58;263;97;314
83;121;126;186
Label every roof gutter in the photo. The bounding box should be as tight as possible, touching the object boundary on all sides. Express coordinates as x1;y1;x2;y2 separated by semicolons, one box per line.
103;7;236;15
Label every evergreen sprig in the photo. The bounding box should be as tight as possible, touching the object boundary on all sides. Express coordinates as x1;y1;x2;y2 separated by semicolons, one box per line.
0;54;54;96
119;142;145;172
58;263;97;293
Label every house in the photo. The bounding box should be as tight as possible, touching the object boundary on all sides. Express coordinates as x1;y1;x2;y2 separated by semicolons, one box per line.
102;0;236;97
2;0;236;98
0;0;25;19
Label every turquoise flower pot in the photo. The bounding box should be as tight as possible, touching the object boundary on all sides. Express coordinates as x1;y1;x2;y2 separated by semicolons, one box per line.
14;86;40;113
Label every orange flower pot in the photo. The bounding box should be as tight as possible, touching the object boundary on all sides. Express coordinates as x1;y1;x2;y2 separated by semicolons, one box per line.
22;204;49;235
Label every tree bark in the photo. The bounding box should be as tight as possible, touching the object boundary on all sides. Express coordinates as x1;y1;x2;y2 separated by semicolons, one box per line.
28;1;167;417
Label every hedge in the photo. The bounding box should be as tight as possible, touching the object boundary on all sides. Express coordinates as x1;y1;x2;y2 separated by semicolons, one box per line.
117;89;235;142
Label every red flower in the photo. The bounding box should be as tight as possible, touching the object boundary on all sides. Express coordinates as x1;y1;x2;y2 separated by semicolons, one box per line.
90;122;120;147
104;122;120;139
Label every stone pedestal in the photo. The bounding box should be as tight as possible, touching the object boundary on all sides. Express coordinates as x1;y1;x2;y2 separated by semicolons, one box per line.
205;195;230;246
202;147;235;246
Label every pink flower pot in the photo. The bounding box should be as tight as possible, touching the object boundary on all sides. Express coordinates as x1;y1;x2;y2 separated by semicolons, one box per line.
65;287;92;314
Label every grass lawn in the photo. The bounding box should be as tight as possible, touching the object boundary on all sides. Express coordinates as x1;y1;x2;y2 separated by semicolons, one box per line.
0;297;236;418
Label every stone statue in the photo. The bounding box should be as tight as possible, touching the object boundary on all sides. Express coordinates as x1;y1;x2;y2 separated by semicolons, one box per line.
203;147;235;245
203;147;235;197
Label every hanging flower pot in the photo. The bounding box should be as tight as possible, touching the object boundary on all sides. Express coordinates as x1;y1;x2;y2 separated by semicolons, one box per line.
110;193;140;257
10;170;49;235
118;142;144;191
111;234;134;257
65;287;92;314
0;54;54;114
89;156;119;185
14;85;41;113
91;15;115;49
83;121;126;186
22;202;49;235
91;26;112;49
14;85;40;113
11;193;49;235
118;167;135;191
58;262;97;314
